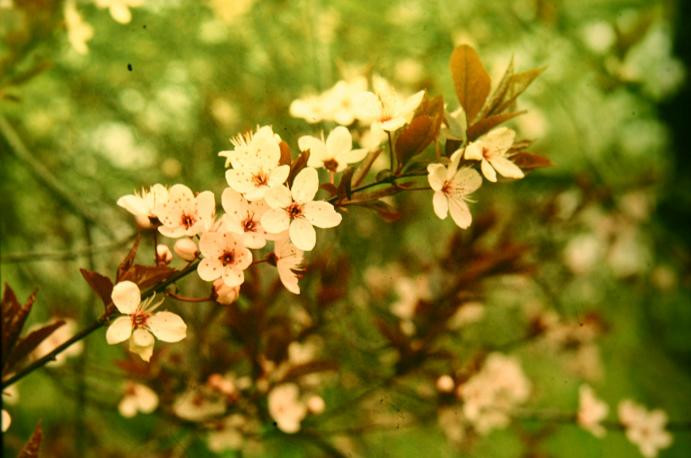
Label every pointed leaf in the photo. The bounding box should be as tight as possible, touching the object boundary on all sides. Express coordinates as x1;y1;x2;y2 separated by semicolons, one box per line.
5;320;65;373
120;264;176;291
337;166;355;200
450;45;491;122
279;141;292;166
395;115;435;168
117;234;141;281
482;57;514;118
2;285;36;371
491;67;546;115
18;422;42;458
79;269;114;307
510;152;552;170
287;150;310;187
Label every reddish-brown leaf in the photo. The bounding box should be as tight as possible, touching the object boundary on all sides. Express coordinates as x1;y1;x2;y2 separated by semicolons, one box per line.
79;269;114;307
279;141;292;166
450;45;491;123
2;285;36;371
287;150;310;187
491;67;545;115
467;111;526;141
120;264;176;291
511;152;552;170
395;115;435;168
117;234;141;281
18;421;42;458
337;166;355;200
5;320;65;373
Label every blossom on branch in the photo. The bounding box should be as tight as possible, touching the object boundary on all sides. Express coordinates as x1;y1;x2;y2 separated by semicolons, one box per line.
118;382;159;417
157;184;215;238
427;151;482;229
353;75;424;132
273;237;304;294
261;167;342;251
117;184;169;227
268;383;307;434
198;232;253;287
221;188;270;249
464;127;524;182
299;126;368;173
106;281;187;362
619;400;673;458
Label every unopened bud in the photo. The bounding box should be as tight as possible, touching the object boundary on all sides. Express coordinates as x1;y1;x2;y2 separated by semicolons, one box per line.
306;395;325;414
213;279;240;305
156;244;173;265
174;237;198;261
436;374;455;393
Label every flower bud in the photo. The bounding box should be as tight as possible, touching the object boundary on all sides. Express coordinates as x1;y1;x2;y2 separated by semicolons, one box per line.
213;279;240;305
436;374;455;393
156;244;173;265
306;395;325;414
174;237;198;261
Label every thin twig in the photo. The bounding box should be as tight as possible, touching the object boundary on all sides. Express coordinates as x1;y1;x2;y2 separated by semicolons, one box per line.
1;233;135;264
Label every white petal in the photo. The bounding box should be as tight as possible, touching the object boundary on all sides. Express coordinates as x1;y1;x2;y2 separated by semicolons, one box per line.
222;187;247;219
222;268;244;287
261;208;290;234
264;185;292;209
132;328;155;347
452;167;483;195
111;281;141;314
118;397;138;418
269;165;290;187
199;231;225;258
129;340;154;362
236;247;253;270
352;91;382;123
299;135;325;158
117;195;147;216
148;311;187;343
448;198;473;229
432;192;448;219
106;316;133;344
158;225;186;239
291;167;319;204
483;127;516;153
225;169;252;194
341;147;368;166
303;201;342;228
464;141;484;161
427;163;447;191
198;258;222;282
277;261;301;294
326;126;353;157
289;218;316;251
489;157;525;180
481;159;497;182
135;386;158;413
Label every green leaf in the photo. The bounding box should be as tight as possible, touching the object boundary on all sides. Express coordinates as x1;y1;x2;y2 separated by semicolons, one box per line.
449;45;491;123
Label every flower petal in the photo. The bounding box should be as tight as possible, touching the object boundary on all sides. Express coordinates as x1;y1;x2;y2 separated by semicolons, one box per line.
199;231;225;258
148;311;187;343
111;281;141;314
489;156;525;180
303;201;342;228
481;159;497;182
483;127;515;153
326;126;353;157
432;192;448;219
269;165;290;187
427;164;447;191
106;316;133;344
264;185;292;209
132;328;155;347
222;268;244;287
289;218;317;251
261;208;290;234
464;141;483;161
222;187;247;221
452;167;483;195
198;258;222;282
448;198;473;229
291;167;319;204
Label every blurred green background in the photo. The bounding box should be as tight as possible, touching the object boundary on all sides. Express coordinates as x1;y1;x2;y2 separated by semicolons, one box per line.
1;0;690;456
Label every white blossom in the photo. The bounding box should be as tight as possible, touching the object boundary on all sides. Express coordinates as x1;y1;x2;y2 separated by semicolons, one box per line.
464;127;524;182
213;279;240;305
268;383;307;434
353;74;424;132
299;126;367;173
619;400;673;458
261;167;342;251
157;184;215;238
221;188;269;249
64;0;94;55
106;281;187;362
94;0;143;24
427;150;482;229
118;382;159;417
578;385;608;438
207;414;245;452
1;409;9;433
290;76;370;126
198;232;252;287
273;237;304;294
117;184;169;227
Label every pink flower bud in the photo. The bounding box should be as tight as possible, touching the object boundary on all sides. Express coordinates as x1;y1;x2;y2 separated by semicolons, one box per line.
156;244;173;265
213;279;240;305
174;238;198;261
436;375;455;393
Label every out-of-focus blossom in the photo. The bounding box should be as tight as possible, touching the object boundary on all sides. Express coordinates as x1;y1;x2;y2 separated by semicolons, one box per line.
464;127;523;182
64;0;94;55
448;302;485;329
95;0;143;24
354;75;424;132
198;232;252;287
436;375;455;393
207;414;245;452
106;281;187;362
290;77;370;125
262;167;342;251
174;387;226;422
619;400;673;458
30;317;83;366
157;184;215;238
268;383;307;433
118;382;159;417
578;385;608;437
458;353;531;434
299;126;367;173
427;150;482;229
306;395;325;414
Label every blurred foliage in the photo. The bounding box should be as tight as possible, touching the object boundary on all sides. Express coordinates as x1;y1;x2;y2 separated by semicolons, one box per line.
1;0;690;457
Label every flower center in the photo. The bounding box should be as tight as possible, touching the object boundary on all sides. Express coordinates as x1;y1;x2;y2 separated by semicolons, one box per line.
219;250;235;266
287;202;304;219
181;213;196;229
380;114;393;122
323;158;339;172
441;181;453;196
252;171;269;186
243;215;257;232
131;311;150;328
481;147;491;159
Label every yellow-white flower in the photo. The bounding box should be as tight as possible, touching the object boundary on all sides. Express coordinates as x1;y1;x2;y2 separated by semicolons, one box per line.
273;237;304;294
353;74;424;132
220;126;290;201
95;0;143;24
118;382;159;417
268;383;307;434
117;184;169;223
619;400;673;458
261;168;342;251
464;127;524;182
299;126;367;173
578;385;608;438
64;0;94;55
198;232;252;287
106;281;187;362
157;184;215;238
427;151;482;229
221;188;269;249
1;409;9;432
